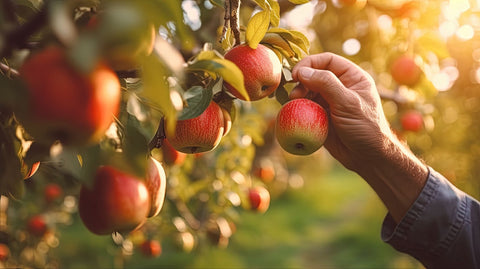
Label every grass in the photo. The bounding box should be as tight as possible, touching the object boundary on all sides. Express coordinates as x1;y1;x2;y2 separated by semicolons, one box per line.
53;156;424;269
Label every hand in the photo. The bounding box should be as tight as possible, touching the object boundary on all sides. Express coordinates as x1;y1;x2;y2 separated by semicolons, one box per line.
291;52;392;171
291;53;428;222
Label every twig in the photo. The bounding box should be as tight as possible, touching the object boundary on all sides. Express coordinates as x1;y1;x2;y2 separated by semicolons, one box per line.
0;63;20;77
0;3;48;59
230;0;241;46
219;0;231;44
115;69;141;78
148;118;166;151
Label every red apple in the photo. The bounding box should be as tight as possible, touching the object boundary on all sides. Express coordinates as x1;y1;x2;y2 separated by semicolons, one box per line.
221;107;232;136
78;166;150;235
23;161;40;179
140;239;162;257
248;186;270;213
0;243;9;262
145;158;167;218
390;55;422;86
19;46;121;146
27;215;48;237
167;101;224;154
224;44;282;101
44;183;63;203
161;138;186;166
401;110;423;132
275;98;329;156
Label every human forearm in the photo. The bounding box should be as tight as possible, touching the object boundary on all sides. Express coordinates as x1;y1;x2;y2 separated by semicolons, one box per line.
354;133;429;223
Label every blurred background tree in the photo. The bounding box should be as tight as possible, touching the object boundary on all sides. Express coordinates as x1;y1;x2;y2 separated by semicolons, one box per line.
0;0;479;268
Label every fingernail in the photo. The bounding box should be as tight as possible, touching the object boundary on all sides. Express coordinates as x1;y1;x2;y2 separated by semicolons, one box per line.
299;67;314;79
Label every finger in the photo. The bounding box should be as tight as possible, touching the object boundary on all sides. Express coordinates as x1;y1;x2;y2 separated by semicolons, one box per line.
292;52;363;81
295;67;350;106
289;84;308;99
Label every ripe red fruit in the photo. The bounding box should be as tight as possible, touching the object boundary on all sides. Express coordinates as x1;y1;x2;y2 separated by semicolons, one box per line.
19;46;121;146
167;101;224;154
140;239;162;257
0;243;9;261
145;158;167;218
78;166;150;235
248;186;270;213
221;107;233;136
224;44;282;101
161;138;186;166
27;215;48;237
44;183;63;203
390;55;422;87
275;98;329;156
23;161;40;179
401;110;423;132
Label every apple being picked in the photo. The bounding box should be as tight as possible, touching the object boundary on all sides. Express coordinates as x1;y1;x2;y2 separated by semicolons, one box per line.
145;157;167;218
224;44;282;101
166;101;224;154
275;98;329;156
78;166;150;235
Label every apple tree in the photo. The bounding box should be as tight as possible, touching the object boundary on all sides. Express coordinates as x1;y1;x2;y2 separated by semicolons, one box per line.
0;0;316;267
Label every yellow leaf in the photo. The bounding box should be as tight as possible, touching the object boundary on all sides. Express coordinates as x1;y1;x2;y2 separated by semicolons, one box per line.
288;0;310;4
246;10;270;49
188;59;249;101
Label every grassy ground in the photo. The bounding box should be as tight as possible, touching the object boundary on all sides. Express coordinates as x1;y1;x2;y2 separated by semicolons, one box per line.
54;157;424;269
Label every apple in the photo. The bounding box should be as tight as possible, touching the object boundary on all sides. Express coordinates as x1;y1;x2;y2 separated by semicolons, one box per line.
27;215;48;237
160;138;186;166
140;239;162;257
0;243;9;262
221;107;233;136
223;44;282;101
91;2;156;70
23;161;40;179
78;166;150;235
275;98;329;156
18;46;121;146
401;110;423;132
390;55;422;87
44;183;63;203
252;159;275;183
248;186;270;213
166;101;224;154
145;157;167;218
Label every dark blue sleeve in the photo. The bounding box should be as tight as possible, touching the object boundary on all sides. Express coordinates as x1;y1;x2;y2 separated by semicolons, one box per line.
381;167;480;268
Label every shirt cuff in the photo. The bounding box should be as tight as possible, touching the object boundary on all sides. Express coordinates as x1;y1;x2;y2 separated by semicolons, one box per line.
381;167;468;262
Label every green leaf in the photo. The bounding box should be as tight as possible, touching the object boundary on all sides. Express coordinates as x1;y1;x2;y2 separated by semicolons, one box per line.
123;115;149;178
246;10;270;49
188;58;249;101
288;0;310;4
178;86;213;120
141;54;178;136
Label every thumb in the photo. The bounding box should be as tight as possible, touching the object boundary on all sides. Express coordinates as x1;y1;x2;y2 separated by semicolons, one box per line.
296;67;349;105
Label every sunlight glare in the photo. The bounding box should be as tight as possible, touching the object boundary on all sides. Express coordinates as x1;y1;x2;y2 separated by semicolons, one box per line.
342;38;361;55
456;24;475;40
182;0;202;31
439;21;458;39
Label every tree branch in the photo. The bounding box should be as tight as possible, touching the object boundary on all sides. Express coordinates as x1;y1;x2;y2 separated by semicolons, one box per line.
0;63;19;78
230;0;241;46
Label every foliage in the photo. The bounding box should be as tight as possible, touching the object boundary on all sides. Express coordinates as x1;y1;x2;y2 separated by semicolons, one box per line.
1;0;480;268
